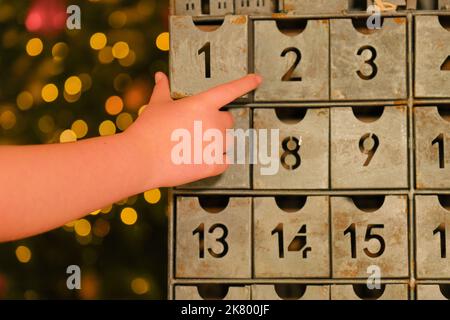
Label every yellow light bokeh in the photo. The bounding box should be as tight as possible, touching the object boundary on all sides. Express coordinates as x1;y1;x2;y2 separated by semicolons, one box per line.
90;209;101;216
59;129;77;143
118;50;136;67
93;219;110;238
113;73;132;92
99;120;116;136
16;245;32;263
90;32;107;50
127;195;138;205
138;105;147;115
52;42;69;61
26;37;43;56
63;91;81;103
64;76;82;95
131;278;150;295
144;189;161;204
116;112;133;131
79;73;92;92
0;109;16;130
112;41;129;59
109;11;127;29
65;220;76;228
98;46;114;64
156;32;169;51
71;119;88;138
41;83;58;102
38;115;55;133
105;95;124;115
74;219;91;237
120;207;138;225
16;91;34;110
100;204;113;214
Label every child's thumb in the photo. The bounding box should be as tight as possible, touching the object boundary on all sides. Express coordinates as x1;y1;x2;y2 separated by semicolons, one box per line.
149;72;172;104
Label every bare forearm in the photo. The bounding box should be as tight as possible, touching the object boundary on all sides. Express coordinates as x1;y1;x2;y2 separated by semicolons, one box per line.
0;132;150;242
0;73;261;242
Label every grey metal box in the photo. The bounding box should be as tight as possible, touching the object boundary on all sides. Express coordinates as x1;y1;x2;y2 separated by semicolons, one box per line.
170;15;249;99
253;108;329;189
251;284;330;300
331;195;409;278
330;284;409;300
181;108;251;189
235;0;278;14
254;196;330;278
331;106;408;189
175;196;252;278
415;195;450;279
415;16;450;98
415;106;450;189
416;285;450;300
283;0;348;14
330;18;407;100
254;19;329;101
175;285;251;299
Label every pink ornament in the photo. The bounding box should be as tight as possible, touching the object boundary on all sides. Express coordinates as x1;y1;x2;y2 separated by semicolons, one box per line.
25;0;67;36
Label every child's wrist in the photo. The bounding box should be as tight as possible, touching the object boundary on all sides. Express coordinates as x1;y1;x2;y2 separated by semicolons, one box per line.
118;128;159;191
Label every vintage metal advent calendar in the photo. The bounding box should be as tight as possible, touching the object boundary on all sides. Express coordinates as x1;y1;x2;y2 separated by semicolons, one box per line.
167;0;450;300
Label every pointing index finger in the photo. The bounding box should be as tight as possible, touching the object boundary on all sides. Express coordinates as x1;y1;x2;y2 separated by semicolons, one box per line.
194;74;262;109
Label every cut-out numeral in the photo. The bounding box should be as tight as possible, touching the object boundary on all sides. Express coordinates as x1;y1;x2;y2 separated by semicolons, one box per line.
281;47;302;82
281;136;301;170
193;223;229;259
432;133;445;169
433;223;447;259
271;223;311;259
441;56;450;71
356;45;378;80
359;133;380;166
344;224;386;259
198;42;211;78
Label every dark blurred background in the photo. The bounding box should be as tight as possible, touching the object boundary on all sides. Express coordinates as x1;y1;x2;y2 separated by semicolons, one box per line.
0;0;170;299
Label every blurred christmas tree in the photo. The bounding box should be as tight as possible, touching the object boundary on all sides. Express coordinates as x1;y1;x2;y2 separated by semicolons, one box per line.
0;0;170;299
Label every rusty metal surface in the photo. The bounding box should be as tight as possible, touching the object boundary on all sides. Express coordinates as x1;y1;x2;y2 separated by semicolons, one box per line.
169;15;249;98
180;108;251;189
441;0;450;10
174;285;251;299
367;0;408;7
235;0;277;14
415;107;450;189
331;195;409;278
330;284;409;300
330;18;407;100
331;106;408;189
283;0;348;14
415;195;450;279
168;10;450;300
251;284;330;300
254;19;329;101
253;108;329;189
415;16;450;98
253;196;330;278
416;285;450;300
175;196;252;278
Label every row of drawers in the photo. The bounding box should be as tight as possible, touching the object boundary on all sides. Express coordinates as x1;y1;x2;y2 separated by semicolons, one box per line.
170;15;450;100
174;195;450;279
173;0;450;16
182;106;450;189
174;283;449;300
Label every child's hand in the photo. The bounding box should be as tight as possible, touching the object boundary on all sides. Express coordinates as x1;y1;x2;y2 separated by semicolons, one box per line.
125;72;262;188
